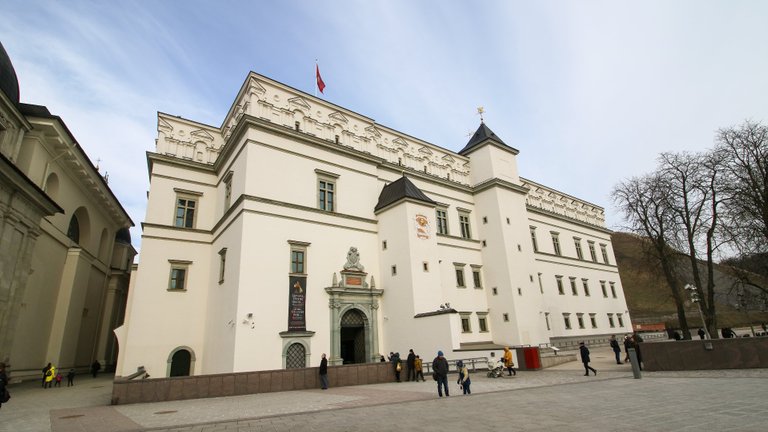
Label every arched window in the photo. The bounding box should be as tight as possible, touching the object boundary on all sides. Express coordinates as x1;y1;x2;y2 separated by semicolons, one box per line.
169;349;192;377
67;215;80;243
285;343;306;369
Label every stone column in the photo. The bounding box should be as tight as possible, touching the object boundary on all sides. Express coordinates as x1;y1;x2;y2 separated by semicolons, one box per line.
328;298;342;365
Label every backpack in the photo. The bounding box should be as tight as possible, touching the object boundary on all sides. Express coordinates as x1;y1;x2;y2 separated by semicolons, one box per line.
396;362;402;372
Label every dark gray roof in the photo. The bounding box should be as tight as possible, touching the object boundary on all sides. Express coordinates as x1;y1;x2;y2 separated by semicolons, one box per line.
19;103;53;117
0;42;20;105
374;176;436;212
459;122;511;155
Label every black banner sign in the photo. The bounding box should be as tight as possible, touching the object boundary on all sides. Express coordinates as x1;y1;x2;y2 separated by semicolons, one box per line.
288;276;307;331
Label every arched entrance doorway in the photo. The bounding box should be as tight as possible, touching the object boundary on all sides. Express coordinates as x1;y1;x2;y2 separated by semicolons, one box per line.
340;309;366;364
169;349;191;377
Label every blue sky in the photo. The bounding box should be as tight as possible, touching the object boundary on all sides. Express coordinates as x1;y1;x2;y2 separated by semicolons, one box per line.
2;1;767;252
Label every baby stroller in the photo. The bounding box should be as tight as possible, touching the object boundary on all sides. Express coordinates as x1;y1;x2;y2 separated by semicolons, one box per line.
487;358;504;378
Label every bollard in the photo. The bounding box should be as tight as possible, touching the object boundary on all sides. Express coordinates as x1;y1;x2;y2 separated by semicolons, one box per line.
628;348;642;379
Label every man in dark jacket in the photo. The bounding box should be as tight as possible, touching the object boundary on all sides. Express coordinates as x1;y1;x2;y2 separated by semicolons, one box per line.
579;342;597;376
406;349;416;381
609;335;622;364
432;350;449;397
319;353;328;390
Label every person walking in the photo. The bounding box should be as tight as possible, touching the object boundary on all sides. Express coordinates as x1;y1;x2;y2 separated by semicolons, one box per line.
503;347;516;376
579;342;597;376
90;360;101;378
698;328;706;339
319;353;329;390
414;355;425;381
406;349;416;381
609;335;622;364
623;335;632;363
432;350;449;397
67;369;76;387
456;360;471;395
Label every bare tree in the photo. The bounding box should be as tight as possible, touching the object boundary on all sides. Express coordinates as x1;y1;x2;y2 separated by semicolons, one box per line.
716;121;768;285
657;151;726;338
612;173;692;338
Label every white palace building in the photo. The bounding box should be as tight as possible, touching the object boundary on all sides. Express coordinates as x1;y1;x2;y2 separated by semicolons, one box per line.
115;72;631;378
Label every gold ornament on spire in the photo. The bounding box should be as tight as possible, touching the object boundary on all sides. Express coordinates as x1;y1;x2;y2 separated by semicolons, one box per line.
477;106;485;123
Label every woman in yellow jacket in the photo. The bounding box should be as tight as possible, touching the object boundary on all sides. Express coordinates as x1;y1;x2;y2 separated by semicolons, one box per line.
44;364;56;388
503;347;516;376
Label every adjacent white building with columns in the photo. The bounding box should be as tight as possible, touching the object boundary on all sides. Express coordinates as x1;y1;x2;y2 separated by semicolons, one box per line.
116;72;631;378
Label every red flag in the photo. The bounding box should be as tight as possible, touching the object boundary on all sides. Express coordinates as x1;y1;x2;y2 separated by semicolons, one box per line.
316;64;326;94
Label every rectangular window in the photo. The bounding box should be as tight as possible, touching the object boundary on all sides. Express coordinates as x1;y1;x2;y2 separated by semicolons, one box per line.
218;248;227;283
459;212;471;239
291;250;305;274
600;244;610;264
545;312;551;330
460;314;472;333
600;281;608;298
472;267;482;289
617;313;625;328
223;171;233;210
455;267;466;288
574;238;583;260
577;313;585;329
608;313;615;328
503;313;509;322
175;197;196;228
588;241;597;262
530;227;538;252
382;240;387;250
556;276;564;295
582;279;590;296
570;277;578;296
423;261;429;272
563;314;572;330
288;241;309;274
391;265;397;276
318;179;335;211
168;260;191;291
537;273;543;294
551;232;561;256
610;282;617;298
436;209;448;235
478;314;488;332
589;313;597;328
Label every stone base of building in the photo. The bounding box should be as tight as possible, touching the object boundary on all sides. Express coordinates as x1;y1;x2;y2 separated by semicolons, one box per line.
111;362;395;405
642;337;768;371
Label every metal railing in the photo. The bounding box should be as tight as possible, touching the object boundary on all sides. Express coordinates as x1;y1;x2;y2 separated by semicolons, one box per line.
421;357;490;374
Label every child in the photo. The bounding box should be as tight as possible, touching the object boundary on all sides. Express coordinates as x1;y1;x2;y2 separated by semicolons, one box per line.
54;372;62;387
456;360;471;395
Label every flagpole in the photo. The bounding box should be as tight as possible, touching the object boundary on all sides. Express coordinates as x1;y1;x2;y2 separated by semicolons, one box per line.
314;59;317;98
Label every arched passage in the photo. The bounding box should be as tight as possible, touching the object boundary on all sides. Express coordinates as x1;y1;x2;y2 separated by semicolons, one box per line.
167;346;196;377
340;308;367;364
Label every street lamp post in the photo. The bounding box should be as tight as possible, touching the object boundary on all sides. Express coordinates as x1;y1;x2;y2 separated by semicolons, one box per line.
685;284;711;339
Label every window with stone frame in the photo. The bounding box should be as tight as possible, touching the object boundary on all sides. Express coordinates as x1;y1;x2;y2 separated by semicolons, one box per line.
617;313;625;327
556;275;564;295
223;171;233;210
471;265;483;289
218;248;227;283
436;208;449;235
570;277;578;295
455;263;466;288
545;312;551;330
600;280;608;297
168;260;192;291
551;232;561;256
460;313;472;333
459;211;472;239
574;237;583;260
608;313;615;328
289;241;310;275
563;313;572;330
582;279;590;296
530;226;538;252
600;243;610;264
589;313;597;328
588;241;597;262
478;313;489;332
577;313;585;329
316;169;339;212
174;189;202;228
610;282;617;298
